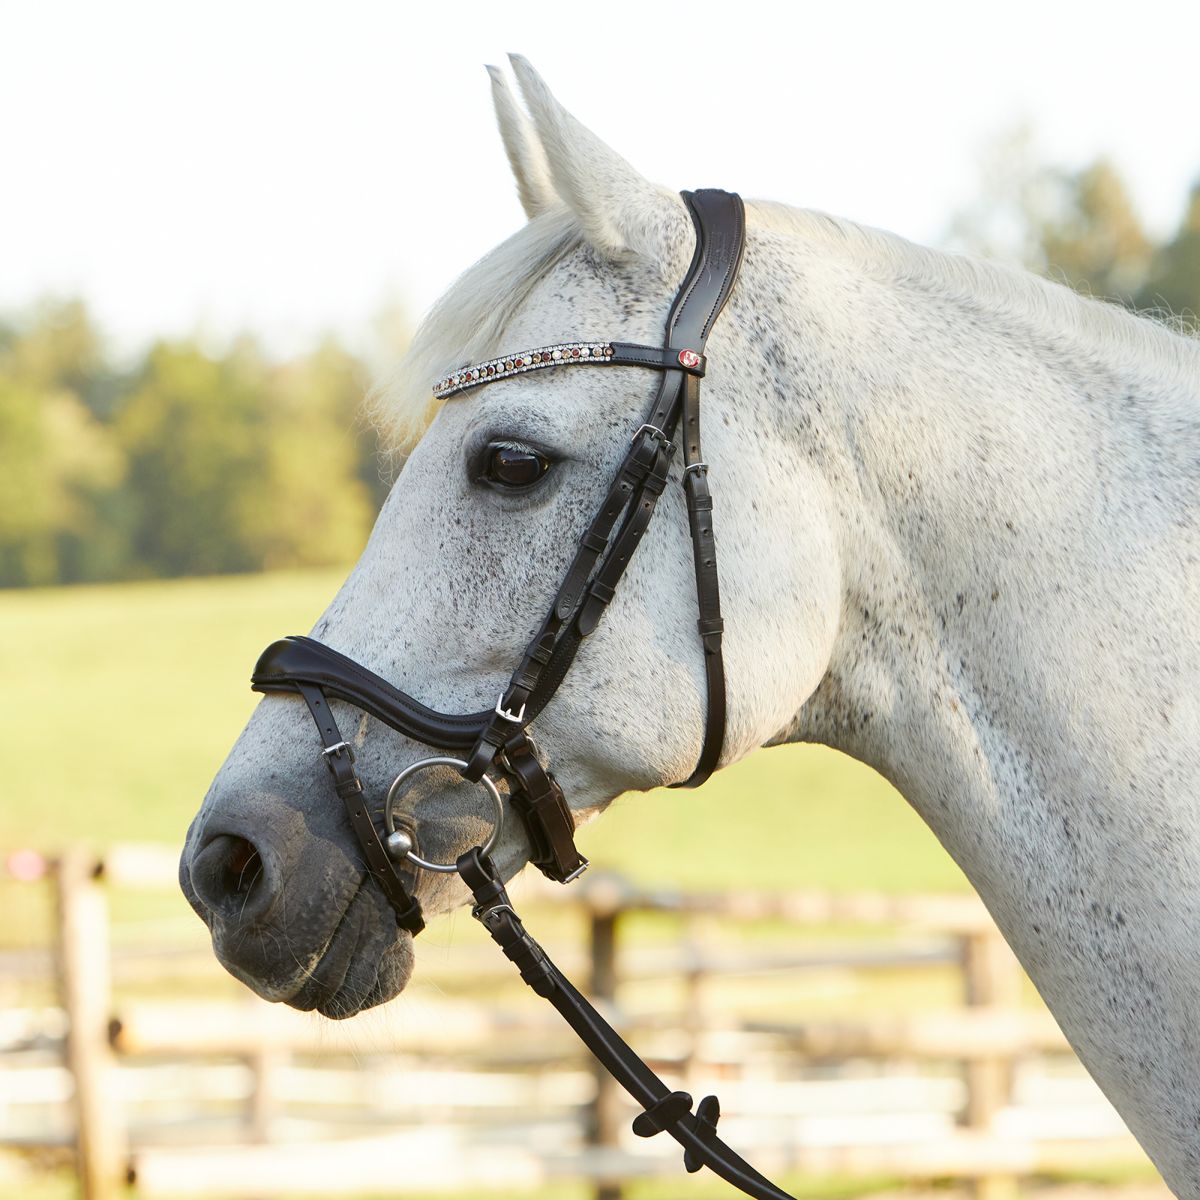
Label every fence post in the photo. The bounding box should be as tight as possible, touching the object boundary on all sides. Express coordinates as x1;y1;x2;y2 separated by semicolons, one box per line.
680;913;712;1095
54;848;126;1200
587;895;622;1200
962;927;1022;1200
247;1040;281;1143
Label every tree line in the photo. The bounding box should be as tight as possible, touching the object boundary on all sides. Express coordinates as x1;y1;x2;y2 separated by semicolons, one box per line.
3;151;1198;589
946;132;1200;320
0;306;393;587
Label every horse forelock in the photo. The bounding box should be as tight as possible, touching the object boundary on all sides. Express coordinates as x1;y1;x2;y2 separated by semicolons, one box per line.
369;205;585;452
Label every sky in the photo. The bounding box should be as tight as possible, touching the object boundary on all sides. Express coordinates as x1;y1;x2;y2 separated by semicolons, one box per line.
2;0;1198;360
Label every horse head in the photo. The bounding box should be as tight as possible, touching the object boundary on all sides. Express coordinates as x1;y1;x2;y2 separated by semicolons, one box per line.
179;57;841;1018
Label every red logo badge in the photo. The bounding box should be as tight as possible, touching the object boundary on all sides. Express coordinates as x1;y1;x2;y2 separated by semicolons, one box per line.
678;349;701;369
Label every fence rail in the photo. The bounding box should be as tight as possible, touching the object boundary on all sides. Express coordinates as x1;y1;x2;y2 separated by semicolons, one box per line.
0;844;1155;1200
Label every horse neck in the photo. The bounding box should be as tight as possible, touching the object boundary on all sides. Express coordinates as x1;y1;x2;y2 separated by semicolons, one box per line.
780;248;1200;1193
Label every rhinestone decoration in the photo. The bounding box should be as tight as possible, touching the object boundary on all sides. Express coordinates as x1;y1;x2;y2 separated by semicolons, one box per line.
433;342;616;399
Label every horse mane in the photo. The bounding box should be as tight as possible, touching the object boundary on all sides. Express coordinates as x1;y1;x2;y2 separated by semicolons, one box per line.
749;199;1200;387
374;195;1200;452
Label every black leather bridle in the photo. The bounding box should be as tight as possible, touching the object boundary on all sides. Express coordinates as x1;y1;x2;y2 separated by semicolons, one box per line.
249;191;797;1198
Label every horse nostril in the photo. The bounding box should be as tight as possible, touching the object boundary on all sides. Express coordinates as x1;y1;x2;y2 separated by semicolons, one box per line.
189;833;275;923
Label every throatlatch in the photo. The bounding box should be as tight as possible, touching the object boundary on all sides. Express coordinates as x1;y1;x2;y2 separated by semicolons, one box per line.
247;190;799;1199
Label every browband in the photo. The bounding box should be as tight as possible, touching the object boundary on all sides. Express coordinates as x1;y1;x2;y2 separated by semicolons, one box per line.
433;341;706;400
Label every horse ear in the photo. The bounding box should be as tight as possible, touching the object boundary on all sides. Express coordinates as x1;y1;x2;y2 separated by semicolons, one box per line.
487;65;558;219
506;54;691;275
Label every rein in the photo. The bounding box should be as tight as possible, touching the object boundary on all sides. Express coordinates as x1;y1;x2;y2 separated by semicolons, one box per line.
250;190;798;1198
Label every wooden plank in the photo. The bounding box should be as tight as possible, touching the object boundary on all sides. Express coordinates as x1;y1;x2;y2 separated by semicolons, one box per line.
130;1132;1149;1196
745;1006;1067;1058
100;844;996;931
110;998;571;1056
132;1129;546;1195
112;999;1069;1061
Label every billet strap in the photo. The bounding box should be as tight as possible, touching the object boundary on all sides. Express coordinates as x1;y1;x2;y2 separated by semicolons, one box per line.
457;849;796;1200
462;427;676;779
670;189;743;788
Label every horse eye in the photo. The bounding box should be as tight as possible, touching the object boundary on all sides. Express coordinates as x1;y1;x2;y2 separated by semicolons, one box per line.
482;444;551;490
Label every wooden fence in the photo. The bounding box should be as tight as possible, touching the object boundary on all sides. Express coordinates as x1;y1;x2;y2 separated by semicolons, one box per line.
0;844;1155;1200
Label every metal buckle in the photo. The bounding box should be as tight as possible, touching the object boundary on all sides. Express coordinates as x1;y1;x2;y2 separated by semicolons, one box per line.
496;731;540;775
495;693;527;723
631;424;675;454
683;461;709;477
474;901;517;925
321;740;355;762
562;860;590;884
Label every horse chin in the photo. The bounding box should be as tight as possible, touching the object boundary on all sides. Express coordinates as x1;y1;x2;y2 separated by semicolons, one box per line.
288;929;414;1019
191;873;415;1020
280;885;415;1020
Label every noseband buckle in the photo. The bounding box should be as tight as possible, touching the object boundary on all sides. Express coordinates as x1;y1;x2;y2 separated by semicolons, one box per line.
495;693;527;724
321;740;355;762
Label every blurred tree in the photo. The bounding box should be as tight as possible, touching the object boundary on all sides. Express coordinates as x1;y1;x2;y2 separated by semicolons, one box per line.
117;338;271;576
0;304;127;585
241;338;377;569
945;131;1153;306
1038;159;1152;302
1136;182;1200;327
944;122;1060;270
0;299;404;588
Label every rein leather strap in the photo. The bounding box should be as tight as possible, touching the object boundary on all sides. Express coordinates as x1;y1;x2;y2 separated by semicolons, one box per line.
458;848;796;1200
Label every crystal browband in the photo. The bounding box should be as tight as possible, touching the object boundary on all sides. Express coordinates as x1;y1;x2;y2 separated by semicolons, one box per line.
433;341;707;400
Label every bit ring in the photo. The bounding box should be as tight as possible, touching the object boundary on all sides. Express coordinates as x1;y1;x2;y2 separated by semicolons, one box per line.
384;756;503;874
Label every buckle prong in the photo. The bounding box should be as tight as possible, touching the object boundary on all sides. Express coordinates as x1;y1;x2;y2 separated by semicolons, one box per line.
495;693;527;723
632;424;675;454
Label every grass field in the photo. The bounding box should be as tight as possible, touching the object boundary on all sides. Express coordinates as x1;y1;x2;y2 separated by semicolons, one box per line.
0;568;968;893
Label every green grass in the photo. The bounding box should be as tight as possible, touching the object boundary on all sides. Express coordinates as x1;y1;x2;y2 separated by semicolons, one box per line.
0;569;967;893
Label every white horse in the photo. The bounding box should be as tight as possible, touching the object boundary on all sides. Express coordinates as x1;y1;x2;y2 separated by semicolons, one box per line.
180;56;1200;1195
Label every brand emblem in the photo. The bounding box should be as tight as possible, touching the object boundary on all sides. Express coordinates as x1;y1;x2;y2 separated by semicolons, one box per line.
678;349;701;370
